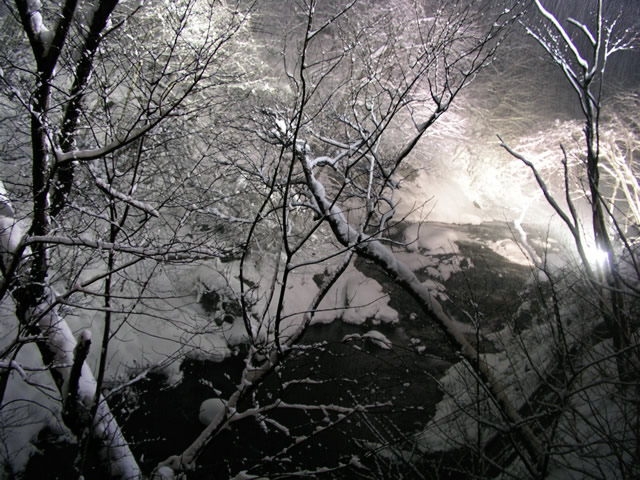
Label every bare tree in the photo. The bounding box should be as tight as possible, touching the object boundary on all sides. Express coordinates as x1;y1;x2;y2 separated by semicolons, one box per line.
0;0;253;477
500;0;640;380
449;1;640;477
12;0;631;479
148;1;552;479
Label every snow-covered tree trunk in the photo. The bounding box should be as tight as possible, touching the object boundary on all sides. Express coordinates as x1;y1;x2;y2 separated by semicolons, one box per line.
0;0;258;472
1;179;142;478
22;297;142;479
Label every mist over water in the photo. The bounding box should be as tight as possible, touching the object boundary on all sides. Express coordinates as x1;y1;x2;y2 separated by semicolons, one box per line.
250;0;639;228
405;0;640;231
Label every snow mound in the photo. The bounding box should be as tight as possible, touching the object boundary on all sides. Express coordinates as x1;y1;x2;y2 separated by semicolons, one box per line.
362;330;393;349
404;223;461;254
199;398;226;425
487;238;534;266
313;268;399;325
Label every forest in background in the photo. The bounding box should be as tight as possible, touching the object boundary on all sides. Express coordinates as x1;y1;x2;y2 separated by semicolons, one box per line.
0;0;639;478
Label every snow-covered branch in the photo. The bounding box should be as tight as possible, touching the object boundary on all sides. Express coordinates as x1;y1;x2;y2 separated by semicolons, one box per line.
306;0;357;41
532;0;589;71
497;136;575;236
0;360;57;393
299;151;545;466
26;236;162;256
27;288;141;478
94;177;159;217
23;235;223;264
53;123;157;164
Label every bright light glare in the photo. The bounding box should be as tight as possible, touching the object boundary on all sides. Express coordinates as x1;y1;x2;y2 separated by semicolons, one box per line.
585;245;610;269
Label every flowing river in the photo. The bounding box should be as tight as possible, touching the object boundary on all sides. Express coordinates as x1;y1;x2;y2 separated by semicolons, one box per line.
112;221;545;478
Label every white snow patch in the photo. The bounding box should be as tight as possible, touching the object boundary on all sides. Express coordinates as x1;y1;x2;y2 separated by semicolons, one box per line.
61;260;243;385
487;238;534;266
399;224;471;281
421;278;449;301
313;267;399;326
198;398;226;425
417;321;557;453
362;330;393;349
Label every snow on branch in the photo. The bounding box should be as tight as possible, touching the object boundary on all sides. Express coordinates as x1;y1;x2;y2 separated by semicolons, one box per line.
0;360;57;392
94;177;159;217
25;236;223;262
229;399;389;424
306;0;357;41
567;17;596;46
532;0;589;71
54;123;157;164
16;0;78;68
26;235;164;256
25;0;54;48
31;287;142;478
497;135;577;238
308;137;365;169
298;151;545;465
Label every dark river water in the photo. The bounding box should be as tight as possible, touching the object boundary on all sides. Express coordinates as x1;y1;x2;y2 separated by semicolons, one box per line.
110;222;539;479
